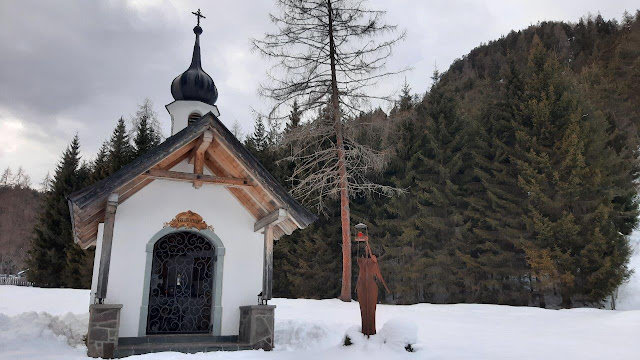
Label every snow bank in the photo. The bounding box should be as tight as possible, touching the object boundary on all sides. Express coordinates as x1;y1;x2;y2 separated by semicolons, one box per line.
0;311;88;359
378;319;418;347
0;311;88;346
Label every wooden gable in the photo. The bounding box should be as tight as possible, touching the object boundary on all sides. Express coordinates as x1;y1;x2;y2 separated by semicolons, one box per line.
68;113;316;249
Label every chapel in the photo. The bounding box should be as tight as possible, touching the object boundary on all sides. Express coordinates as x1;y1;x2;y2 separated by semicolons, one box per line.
68;11;316;358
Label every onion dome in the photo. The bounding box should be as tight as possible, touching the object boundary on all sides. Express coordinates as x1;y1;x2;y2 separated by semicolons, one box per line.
171;24;218;106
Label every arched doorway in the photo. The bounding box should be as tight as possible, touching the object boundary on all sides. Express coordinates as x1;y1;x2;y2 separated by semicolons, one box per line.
146;231;216;334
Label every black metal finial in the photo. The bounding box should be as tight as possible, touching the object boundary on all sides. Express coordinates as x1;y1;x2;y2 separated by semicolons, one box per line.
192;8;205;26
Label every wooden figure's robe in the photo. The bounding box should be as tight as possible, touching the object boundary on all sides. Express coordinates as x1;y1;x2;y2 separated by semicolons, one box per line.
356;246;389;336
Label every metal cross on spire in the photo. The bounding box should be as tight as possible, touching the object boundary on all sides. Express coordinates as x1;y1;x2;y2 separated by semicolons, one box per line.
192;8;206;26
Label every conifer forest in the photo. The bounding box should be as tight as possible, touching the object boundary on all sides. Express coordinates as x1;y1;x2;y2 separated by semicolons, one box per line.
14;12;640;308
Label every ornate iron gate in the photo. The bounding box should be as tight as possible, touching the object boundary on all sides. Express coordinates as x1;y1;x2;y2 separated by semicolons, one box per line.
147;231;215;334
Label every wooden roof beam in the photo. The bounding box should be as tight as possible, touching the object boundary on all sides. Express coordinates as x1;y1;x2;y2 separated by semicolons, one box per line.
204;153;271;215
143;169;251;187
206;146;273;213
254;208;288;232
193;130;213;188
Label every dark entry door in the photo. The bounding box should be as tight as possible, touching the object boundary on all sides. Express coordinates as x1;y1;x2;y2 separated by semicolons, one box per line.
147;231;215;334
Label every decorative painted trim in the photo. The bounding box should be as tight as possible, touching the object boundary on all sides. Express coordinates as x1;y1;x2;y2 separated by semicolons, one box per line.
163;210;214;231
138;226;225;336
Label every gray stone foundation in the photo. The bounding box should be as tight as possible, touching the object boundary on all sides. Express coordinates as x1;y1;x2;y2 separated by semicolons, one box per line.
238;305;275;350
87;304;122;358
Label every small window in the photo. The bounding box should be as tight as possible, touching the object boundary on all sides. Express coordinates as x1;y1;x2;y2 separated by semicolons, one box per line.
188;112;202;125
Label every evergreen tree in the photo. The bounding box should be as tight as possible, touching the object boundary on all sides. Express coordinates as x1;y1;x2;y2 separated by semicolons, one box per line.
513;37;635;307
133;116;160;157
277;208;342;299
384;76;472;303
108;117;134;174
245;117;268;153
26;135;90;287
92;141;111;182
398;79;413;112
284;99;302;133
132;99;162;157
463;56;531;305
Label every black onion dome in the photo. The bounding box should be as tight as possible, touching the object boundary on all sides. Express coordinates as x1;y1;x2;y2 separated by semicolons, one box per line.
171;25;218;106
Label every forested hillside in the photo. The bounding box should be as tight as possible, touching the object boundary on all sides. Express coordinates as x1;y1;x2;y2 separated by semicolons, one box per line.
0;183;41;274
265;12;640;308
16;12;640;307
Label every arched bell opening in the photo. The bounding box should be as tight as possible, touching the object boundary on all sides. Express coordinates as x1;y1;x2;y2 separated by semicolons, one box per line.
188;112;202;126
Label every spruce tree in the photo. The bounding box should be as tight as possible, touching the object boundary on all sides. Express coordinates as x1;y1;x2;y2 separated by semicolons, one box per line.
284;99;302;133
108;117;134;174
132;100;162;157
514;37;636;307
398;79;413;112
63;161;93;289
384;76;472;303
133;116;159;157
279;208;342;299
92;141;111;182
245;117;268;153
26;135;89;287
463;57;531;305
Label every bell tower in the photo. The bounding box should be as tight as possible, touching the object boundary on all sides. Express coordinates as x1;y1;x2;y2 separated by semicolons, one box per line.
166;9;220;135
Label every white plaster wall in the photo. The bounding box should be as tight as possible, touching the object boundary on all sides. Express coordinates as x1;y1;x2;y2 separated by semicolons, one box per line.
166;100;220;136
104;167;263;337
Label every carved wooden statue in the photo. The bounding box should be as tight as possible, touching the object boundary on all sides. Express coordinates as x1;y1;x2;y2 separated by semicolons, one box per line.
355;228;390;336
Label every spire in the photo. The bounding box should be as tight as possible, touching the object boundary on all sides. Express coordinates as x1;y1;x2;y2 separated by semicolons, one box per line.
189;25;203;69
170;9;218;107
189;9;205;69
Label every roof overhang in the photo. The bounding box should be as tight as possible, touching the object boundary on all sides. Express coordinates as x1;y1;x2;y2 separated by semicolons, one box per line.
68;113;316;249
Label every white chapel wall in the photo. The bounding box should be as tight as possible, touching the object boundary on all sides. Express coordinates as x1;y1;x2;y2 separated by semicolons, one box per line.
104;164;263;337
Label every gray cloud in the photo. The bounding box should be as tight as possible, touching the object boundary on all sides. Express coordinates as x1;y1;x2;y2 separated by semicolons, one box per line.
0;0;637;185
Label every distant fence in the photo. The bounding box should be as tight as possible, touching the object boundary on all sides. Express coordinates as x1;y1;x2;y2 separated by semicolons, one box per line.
0;277;33;286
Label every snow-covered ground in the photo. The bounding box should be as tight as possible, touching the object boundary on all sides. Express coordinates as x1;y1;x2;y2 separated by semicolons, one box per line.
1;284;639;360
1;230;639;360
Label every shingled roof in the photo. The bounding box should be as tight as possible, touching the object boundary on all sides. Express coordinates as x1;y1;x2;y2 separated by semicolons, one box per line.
68;113;316;248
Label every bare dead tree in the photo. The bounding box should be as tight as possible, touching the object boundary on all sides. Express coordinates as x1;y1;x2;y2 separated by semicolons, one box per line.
40;171;52;193
128;98;164;140
0;167;12;187
253;0;406;301
13;166;31;189
231;120;245;141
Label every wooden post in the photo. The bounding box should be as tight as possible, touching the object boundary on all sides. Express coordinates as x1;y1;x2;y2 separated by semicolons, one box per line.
262;225;274;301
193;130;213;188
96;193;118;302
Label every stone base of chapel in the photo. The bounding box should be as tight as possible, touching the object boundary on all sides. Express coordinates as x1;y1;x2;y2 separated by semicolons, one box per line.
239;305;276;351
86;305;276;358
86;304;123;359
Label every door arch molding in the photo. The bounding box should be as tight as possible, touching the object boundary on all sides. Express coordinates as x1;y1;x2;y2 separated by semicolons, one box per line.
138;226;225;336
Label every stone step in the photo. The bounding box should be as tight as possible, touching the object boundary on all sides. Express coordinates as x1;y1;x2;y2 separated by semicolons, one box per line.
118;334;239;346
113;341;253;358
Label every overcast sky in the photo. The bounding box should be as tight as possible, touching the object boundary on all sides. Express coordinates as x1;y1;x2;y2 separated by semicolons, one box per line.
1;0;637;186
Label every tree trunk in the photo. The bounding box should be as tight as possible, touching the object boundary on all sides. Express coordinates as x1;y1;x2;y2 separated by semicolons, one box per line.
327;0;352;302
560;290;572;308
